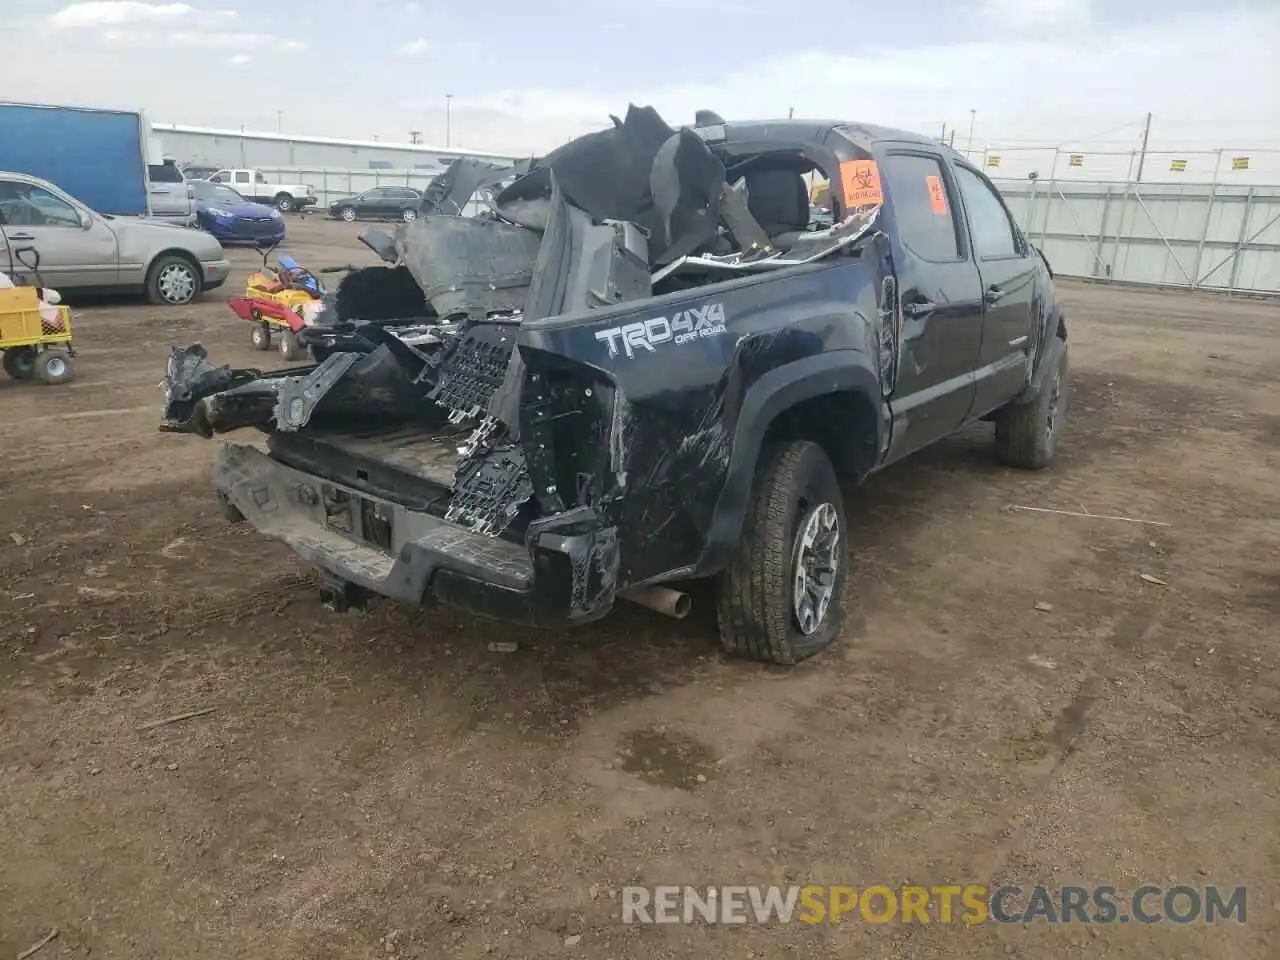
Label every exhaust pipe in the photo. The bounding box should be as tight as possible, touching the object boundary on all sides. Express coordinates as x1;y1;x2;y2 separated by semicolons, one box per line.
619;585;692;619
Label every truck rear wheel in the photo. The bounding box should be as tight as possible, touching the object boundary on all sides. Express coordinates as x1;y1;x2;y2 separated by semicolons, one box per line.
994;341;1068;470
716;440;848;665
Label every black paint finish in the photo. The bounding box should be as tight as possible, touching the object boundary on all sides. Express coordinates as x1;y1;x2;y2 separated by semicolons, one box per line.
185;117;1066;628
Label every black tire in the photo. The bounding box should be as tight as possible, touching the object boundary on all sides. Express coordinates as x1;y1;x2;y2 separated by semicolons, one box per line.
146;254;202;306
278;329;305;361
994;341;1068;470
275;193;295;213
250;323;272;350
34;349;73;385
338;206;356;223
3;346;37;380
716;440;848;665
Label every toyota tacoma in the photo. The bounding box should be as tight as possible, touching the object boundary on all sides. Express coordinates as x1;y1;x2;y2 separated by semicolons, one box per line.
160;107;1068;665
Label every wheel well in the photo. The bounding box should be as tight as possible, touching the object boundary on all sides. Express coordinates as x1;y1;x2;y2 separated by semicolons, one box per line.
760;389;880;486
274;190;294;198
147;248;201;283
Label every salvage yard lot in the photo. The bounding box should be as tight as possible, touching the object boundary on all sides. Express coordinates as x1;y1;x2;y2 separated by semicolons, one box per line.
1;216;1277;959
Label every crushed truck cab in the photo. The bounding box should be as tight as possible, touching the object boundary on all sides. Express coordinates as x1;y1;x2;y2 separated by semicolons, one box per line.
163;108;1068;665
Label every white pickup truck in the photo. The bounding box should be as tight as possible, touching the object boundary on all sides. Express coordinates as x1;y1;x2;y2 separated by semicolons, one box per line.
207;168;317;213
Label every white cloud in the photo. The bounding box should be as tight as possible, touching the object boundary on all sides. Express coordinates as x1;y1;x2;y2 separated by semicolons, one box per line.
101;28;304;50
228;54;251;66
48;2;293;54
49;1;234;28
395;38;428;57
983;0;1091;28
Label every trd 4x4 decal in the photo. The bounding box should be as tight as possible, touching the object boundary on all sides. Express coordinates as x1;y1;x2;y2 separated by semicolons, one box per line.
595;302;728;359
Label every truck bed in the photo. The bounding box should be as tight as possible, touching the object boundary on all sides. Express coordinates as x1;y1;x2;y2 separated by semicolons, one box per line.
266;423;470;512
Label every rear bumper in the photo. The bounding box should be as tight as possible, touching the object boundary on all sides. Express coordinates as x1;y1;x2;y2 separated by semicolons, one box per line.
201;259;232;289
213;443;619;626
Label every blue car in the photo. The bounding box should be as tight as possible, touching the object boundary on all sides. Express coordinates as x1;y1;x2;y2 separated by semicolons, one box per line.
190;180;285;245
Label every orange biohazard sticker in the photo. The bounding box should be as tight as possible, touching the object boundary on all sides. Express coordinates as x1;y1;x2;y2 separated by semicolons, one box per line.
926;174;948;215
838;159;883;210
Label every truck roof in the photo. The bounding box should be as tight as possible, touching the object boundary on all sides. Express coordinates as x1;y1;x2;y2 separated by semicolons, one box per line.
694;118;962;160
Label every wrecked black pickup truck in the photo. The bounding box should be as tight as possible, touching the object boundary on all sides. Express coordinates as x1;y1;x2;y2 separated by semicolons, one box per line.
161;106;1068;666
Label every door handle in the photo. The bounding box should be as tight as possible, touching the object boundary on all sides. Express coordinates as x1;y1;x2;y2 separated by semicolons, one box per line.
984;285;1005;305
903;300;936;319
6;233;34;241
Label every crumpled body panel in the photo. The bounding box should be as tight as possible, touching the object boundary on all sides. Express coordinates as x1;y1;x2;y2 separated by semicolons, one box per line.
395;215;542;322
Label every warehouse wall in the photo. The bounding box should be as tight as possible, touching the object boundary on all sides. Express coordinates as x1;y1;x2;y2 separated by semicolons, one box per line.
154;128;519;173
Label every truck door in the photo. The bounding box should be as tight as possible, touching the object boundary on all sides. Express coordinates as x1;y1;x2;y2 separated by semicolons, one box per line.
233;170;256;202
0;177;119;289
950;163;1040;416
877;148;985;462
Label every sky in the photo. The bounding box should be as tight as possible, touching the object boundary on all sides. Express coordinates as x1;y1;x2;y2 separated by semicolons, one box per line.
4;0;1278;177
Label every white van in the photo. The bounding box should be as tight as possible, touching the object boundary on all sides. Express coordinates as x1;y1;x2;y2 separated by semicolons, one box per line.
146;160;197;226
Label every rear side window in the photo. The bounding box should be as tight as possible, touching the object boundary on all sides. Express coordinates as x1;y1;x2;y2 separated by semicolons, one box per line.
954;166;1020;259
881;154;960;262
148;163;184;183
235;171;250;184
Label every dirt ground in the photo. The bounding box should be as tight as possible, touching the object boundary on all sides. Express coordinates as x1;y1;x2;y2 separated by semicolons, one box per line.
2;216;1277;960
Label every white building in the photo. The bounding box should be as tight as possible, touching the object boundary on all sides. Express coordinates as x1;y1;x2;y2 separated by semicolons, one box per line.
151;122;524;172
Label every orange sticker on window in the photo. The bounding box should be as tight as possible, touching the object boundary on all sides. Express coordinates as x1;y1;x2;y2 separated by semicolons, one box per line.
926;174;948;215
838;159;883;209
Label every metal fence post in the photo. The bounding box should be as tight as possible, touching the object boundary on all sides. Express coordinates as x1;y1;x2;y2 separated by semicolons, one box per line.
1191;149;1223;289
1108;156;1135;283
1039;149;1060;244
1027;175;1039;240
1094;186;1113;278
1226;187;1255;296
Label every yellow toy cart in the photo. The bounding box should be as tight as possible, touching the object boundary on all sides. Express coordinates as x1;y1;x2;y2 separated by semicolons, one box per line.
0;284;75;385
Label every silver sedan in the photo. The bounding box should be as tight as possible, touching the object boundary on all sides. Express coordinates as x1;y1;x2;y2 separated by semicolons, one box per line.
0;170;230;305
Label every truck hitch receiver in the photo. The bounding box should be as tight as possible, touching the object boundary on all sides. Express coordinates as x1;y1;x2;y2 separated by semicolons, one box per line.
318;570;370;613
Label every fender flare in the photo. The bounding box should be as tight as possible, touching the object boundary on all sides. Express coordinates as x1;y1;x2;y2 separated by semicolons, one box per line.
1015;305;1068;405
696;350;884;574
